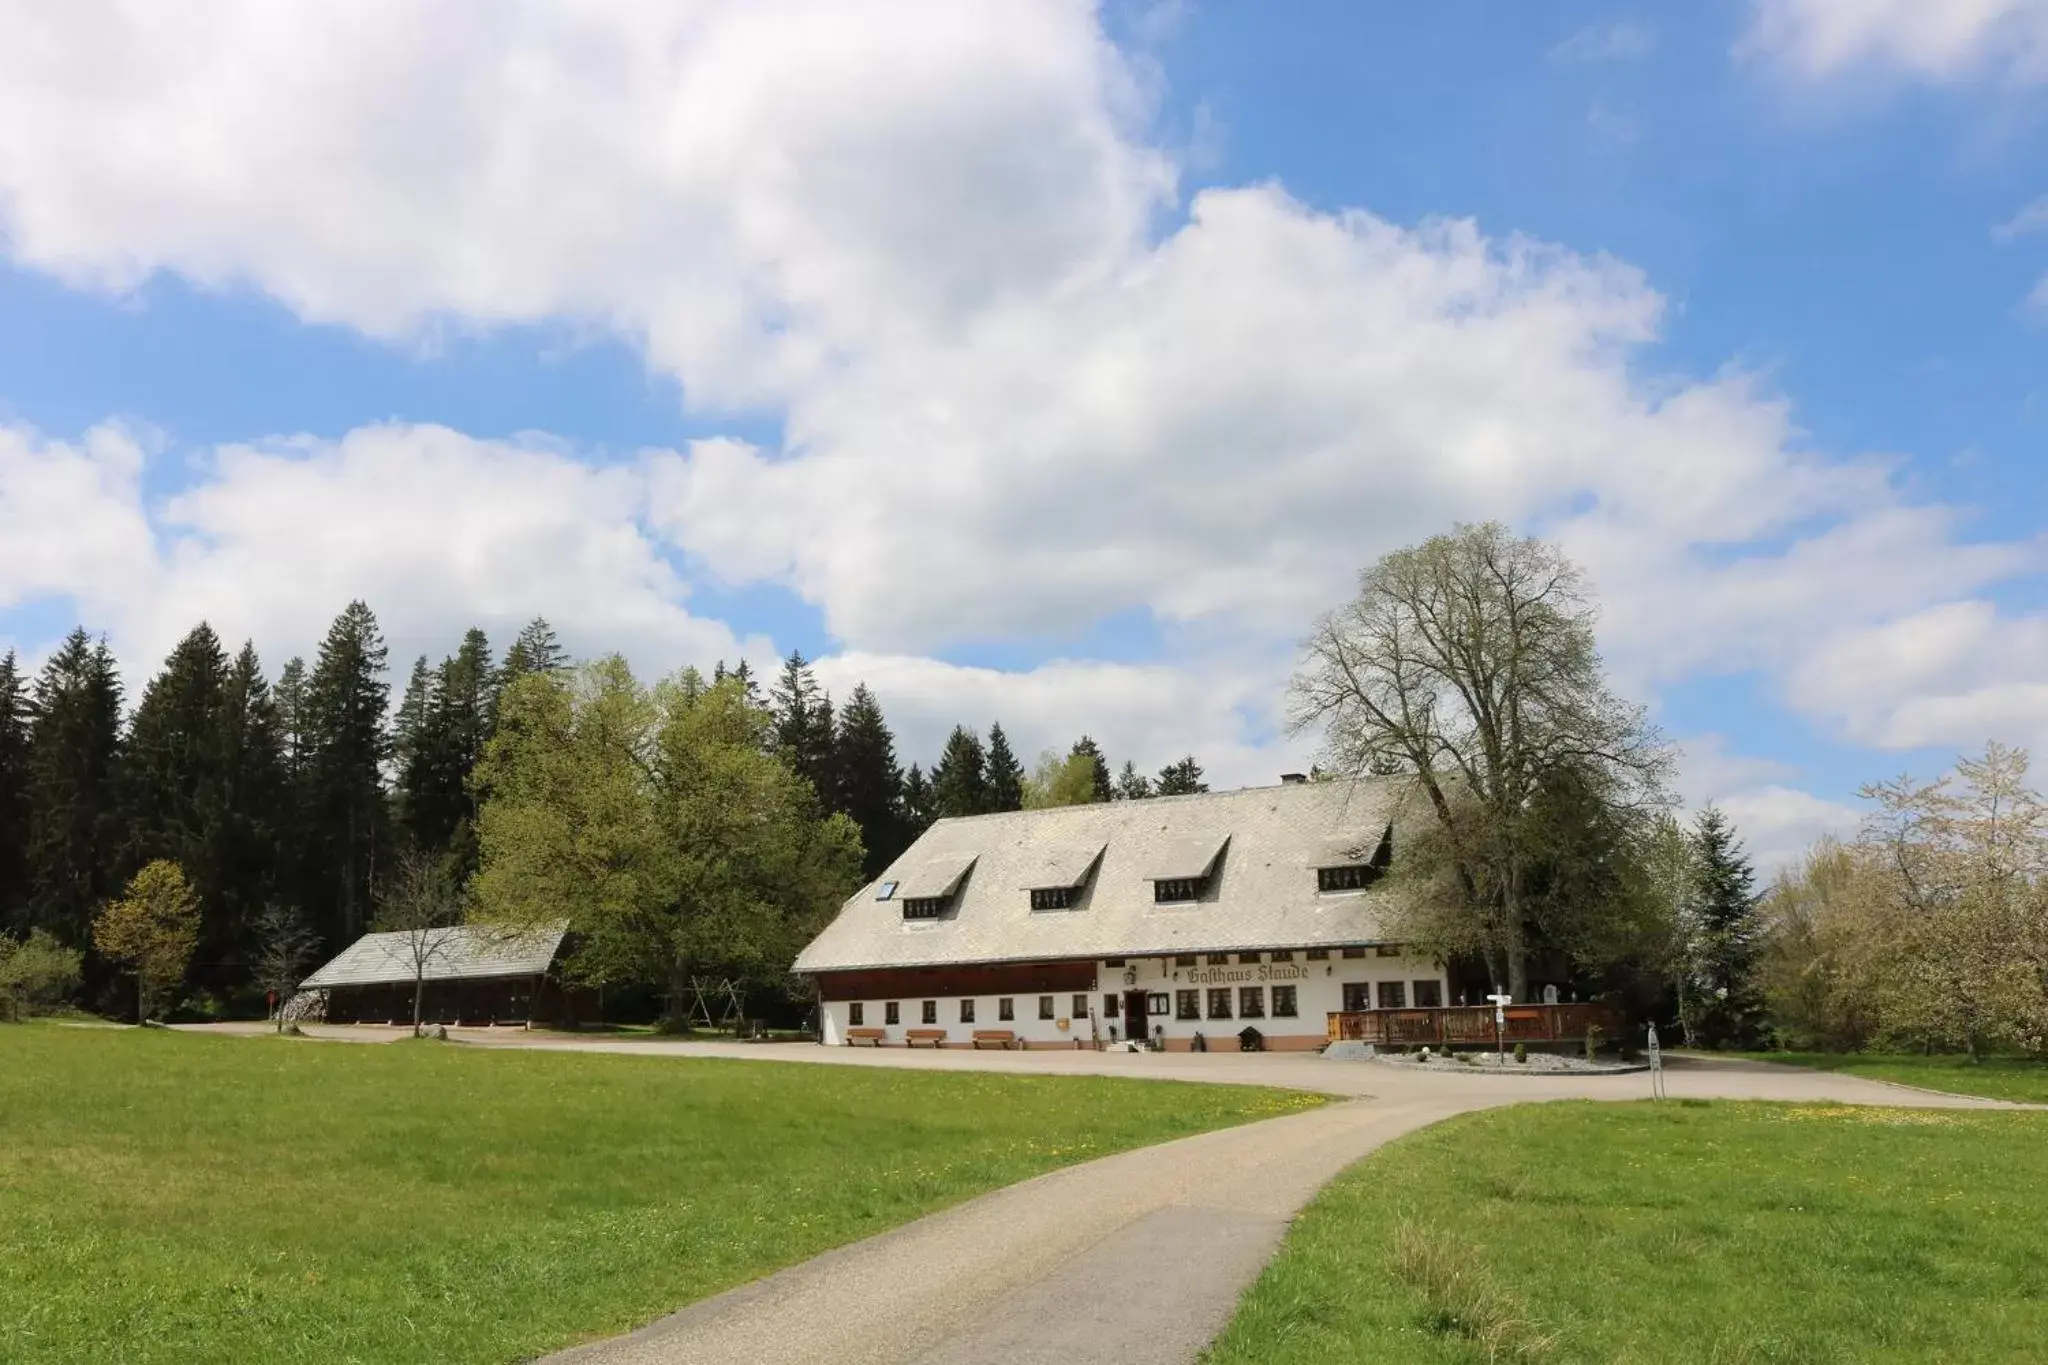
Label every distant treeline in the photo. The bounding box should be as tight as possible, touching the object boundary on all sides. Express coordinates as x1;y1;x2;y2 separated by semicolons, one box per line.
0;602;1205;1016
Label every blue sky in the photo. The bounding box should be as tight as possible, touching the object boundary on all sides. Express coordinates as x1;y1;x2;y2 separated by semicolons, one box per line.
1;0;2045;866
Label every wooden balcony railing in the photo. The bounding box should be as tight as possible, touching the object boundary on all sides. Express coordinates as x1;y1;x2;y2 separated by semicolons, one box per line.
1325;1002;1623;1047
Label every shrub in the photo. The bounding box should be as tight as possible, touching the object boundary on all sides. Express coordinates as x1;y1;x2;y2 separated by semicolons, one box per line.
1514;1042;1528;1064
0;930;84;1020
1584;1024;1605;1061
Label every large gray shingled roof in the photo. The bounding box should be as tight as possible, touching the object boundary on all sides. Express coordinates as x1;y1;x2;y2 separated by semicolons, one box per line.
794;777;1418;973
300;924;568;989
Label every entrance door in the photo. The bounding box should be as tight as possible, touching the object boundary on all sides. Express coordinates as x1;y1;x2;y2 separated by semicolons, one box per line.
1123;989;1149;1046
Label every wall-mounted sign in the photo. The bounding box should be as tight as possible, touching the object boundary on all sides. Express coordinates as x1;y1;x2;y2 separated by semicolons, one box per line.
1184;964;1310;985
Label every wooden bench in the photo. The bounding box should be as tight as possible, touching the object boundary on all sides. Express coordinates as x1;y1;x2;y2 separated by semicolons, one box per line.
905;1028;947;1048
971;1029;1019;1050
845;1027;887;1046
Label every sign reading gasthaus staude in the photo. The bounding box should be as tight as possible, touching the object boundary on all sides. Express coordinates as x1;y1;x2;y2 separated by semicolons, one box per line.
1185;963;1310;985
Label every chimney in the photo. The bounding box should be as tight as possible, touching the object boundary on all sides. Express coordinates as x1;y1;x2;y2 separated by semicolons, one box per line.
1280;772;1308;785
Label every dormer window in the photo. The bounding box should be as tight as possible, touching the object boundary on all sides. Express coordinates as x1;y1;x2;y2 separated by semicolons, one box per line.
1145;835;1227;905
1317;864;1381;893
1024;844;1103;913
893;855;976;921
1030;887;1076;911
1154;876;1208;903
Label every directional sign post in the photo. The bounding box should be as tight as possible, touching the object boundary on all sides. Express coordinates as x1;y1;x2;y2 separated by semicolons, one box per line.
1486;990;1513;1066
1647;1022;1665;1100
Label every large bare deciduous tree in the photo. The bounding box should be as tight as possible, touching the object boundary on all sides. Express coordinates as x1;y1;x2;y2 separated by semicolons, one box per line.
1289;523;1673;999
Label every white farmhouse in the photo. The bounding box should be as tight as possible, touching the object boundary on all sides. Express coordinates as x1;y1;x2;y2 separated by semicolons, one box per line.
794;775;1452;1052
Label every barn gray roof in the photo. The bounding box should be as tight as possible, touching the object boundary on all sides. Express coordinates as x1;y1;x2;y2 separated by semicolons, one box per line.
794;778;1417;973
300;924;568;989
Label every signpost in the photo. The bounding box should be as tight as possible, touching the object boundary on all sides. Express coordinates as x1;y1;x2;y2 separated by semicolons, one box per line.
1486;989;1512;1065
1647;1022;1665;1099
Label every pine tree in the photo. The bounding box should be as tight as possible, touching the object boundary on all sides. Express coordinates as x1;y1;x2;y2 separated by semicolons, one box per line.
304;602;391;948
1155;755;1208;796
901;763;935;839
0;650;33;934
430;629;494;880
1691;806;1765;1048
275;657;312;782
24;630;125;950
499;617;568;692
124;624;234;991
771;651;837;802
1113;760;1152;801
391;655;435;840
833;684;906;877
1068;736;1113;803
984;723;1025;813
217;641;289;986
929;726;990;818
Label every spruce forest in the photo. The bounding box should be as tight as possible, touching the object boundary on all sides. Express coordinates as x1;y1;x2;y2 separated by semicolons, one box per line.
0;602;1209;1020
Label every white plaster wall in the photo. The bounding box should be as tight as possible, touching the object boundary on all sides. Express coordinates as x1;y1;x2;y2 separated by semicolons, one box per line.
821;951;1448;1049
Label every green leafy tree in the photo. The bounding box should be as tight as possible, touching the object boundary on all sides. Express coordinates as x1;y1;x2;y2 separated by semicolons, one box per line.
833;684;907;877
25;629;125;950
93;859;200;1022
304;602;391;948
1023;749;1098;809
1155;755;1208;796
1113;760;1152;801
0;650;32;935
929;725;990;818
984;723;1025;813
1290;523;1672;999
1069;736;1113;803
471;660;862;1023
0;928;82;1021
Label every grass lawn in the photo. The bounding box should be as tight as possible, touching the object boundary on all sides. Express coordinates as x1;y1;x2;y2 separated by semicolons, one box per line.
0;1026;1318;1365
1208;1100;2048;1363
1730;1050;2048;1104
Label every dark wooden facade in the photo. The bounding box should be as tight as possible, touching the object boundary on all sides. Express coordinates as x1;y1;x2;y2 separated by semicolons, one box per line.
320;973;598;1027
815;960;1097;1002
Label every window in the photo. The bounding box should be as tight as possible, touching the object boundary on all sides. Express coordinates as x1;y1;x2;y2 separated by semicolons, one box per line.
1104;958;1126;967
1376;944;1402;958
1272;985;1298;1018
960;998;976;1023
1306;948;1330;961
1154;876;1208;903
1341;946;1367;959
1039;995;1055;1020
1174;954;1197;967
1342;982;1373;1012
1317;864;1381;893
902;897;948;920
875;880;898;901
1237;953;1261;965
922;1000;938;1024
1207;988;1233;1019
1270;950;1293;962
885;1001;900;1025
1072;994;1088;1019
1103;994;1118;1019
1176;989;1200;1020
1413;980;1443;1008
1376;981;1407;1010
998;997;1014;1021
1207;953;1230;965
1147;993;1169;1016
1031;887;1076;910
1239;986;1265;1019
849;1002;864;1026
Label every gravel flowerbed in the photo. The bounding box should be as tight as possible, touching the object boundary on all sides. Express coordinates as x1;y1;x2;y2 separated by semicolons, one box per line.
1370;1049;1648;1075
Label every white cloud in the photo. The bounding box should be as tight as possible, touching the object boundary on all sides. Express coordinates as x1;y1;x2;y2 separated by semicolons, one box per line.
1551;20;1656;64
1994;194;2048;241
1714;784;1865;874
0;418;762;687
1745;0;2048;83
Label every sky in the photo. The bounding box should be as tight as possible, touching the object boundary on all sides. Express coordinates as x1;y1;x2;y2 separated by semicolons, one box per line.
1;0;2045;870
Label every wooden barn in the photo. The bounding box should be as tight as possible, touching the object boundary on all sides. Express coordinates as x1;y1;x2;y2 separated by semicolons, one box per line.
293;924;593;1027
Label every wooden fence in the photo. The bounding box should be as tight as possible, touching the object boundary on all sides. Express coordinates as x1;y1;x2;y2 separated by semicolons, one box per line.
1325;1002;1623;1047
